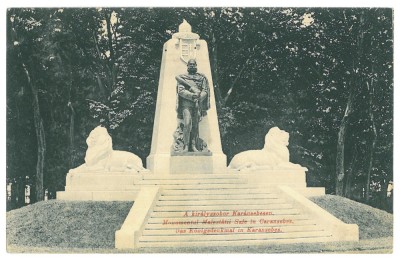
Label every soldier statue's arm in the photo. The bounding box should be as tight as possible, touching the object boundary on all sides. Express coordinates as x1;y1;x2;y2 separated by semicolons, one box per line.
176;75;201;101
199;75;209;102
177;84;199;101
175;75;198;90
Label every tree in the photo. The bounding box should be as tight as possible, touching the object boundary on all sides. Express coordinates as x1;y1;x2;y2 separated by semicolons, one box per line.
9;9;49;202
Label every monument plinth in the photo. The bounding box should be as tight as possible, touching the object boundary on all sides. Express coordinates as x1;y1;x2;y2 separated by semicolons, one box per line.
146;20;226;175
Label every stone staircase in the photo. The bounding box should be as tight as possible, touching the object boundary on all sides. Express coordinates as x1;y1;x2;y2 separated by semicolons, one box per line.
139;190;331;247
58;172;358;249
117;174;343;249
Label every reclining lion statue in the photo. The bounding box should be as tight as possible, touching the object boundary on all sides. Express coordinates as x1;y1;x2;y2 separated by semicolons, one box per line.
228;127;306;171
70;126;144;173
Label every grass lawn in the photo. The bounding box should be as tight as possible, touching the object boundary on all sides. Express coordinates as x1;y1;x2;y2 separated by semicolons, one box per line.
6;195;393;253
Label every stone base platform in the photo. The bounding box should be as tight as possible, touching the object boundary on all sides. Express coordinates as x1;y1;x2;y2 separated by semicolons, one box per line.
57;190;141;201
170;155;214;174
147;153;227;175
56;171;143;201
56;169;324;201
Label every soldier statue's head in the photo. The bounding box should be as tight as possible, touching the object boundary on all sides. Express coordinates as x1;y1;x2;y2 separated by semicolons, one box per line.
187;59;197;74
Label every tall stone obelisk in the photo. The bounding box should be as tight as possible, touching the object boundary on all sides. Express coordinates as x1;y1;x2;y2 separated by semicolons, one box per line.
147;20;227;175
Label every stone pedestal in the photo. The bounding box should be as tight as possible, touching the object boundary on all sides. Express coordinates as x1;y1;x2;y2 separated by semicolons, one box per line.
169;156;212;174
56;171;146;201
146;23;226;174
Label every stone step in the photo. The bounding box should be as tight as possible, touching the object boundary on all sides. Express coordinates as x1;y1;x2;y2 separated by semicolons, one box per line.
156;184;278;190
142;174;241;180
159;193;280;200
65;185;140;191
147;214;310;224
66;173;138;186
236;173;306;184
161;188;278;195
142;224;323;236
56;190;138;201
137;235;333;248
139;230;331;242
156;198;286;206
150;208;302;218
152;204;294;212
138;178;247;185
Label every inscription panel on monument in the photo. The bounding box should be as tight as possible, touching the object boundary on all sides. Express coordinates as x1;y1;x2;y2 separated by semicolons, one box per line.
160;210;299;235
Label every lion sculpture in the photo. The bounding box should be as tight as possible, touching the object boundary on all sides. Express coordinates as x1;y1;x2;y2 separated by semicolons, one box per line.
70;126;144;173
228;127;305;171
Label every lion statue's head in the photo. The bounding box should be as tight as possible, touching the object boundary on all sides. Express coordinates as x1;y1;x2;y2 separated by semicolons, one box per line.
264;127;289;148
84;126;113;166
263;127;290;162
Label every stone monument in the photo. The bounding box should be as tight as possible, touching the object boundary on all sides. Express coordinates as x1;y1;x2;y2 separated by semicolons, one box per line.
58;20;359;250
114;21;357;249
146;19;226;174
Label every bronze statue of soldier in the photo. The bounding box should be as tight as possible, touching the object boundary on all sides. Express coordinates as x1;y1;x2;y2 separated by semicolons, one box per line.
175;59;210;153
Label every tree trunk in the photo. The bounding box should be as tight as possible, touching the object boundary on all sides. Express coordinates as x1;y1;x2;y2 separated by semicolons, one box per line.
57;50;76;170
336;12;365;197
68;101;76;169
21;62;46;202
10;12;46;202
365;81;377;203
379;178;388;211
211;31;224;108
336;123;347;196
11;179;26;209
383;178;393;212
224;58;249;104
105;10;117;87
91;31;109;98
336;84;356;196
344;145;358;198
